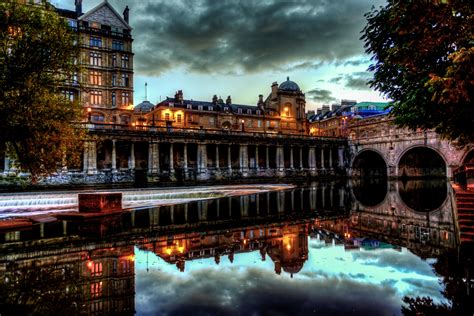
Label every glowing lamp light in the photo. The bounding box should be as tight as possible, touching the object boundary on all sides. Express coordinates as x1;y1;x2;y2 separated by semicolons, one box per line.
131;122;136;127
286;244;291;251
284;107;289;112
87;107;92;113
243;239;247;245
87;261;93;269
128;254;135;262
178;246;184;253
165;248;172;255
241;119;244;123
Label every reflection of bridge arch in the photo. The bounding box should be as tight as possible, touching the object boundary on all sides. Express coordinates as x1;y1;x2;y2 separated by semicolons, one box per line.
351;149;388;178
397;180;449;213
349;178;388;209
397;145;447;178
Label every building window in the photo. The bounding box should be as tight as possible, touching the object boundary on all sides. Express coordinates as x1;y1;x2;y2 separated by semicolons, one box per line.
91;262;103;276
256;110;261;115
209;117;215;126
121;55;129;68
90;36;102;47
164;112;170;121
120;115;130;124
62;90;74;101
187;104;192;109
90;90;102;105
112;74;116;86
198;105;203;111
188;115;193;123
121;73;129;87
257;120;262;128
238;108;242;114
89;52;101;66
121;92;129;106
208;106;213;111
247;109;252;115
90;71;102;85
112;92;116;107
266;121;270;127
112;54;117;67
91;114;104;122
90;282;102;298
112;40;124;50
224;107;229;112
177;114;182;123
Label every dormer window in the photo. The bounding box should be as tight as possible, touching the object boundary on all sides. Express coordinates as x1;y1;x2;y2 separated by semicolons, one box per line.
198;105;203;111
187;104;192;109
238;108;242;114
224;107;229;112
247;109;252;115
169;103;174;108
208;106;213;111
256;110;261;115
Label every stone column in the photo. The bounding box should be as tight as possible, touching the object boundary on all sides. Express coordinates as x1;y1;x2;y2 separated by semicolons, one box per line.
240;144;248;173
338;146;344;168
198;143;208;173
86;141;97;174
227;145;232;171
255;146;259;170
328;147;333;169
83;142;89;173
290;147;294;169
309;147;316;171
169;143;174;172
147;141;153;174
183;143;188;171
112;140;117;172
299;147;303;170
129;142;135;170
320;147;325;170
266;145;270;169
4;155;10;174
215;144;220;169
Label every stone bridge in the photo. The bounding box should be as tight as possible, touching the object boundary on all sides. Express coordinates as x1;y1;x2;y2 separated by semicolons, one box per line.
347;116;474;178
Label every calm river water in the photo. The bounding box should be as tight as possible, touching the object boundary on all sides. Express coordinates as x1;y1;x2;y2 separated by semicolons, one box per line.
0;180;472;315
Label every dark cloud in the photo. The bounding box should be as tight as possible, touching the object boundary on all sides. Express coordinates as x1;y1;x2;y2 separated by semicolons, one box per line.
136;267;401;316
117;0;386;75
306;88;336;103
329;71;373;90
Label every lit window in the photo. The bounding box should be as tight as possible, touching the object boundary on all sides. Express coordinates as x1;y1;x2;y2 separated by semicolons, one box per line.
91;262;103;276
177;114;182;123
90;282;102;297
90;71;102;85
164;112;170;121
89;52;102;66
90;90;102;105
121;92;129;106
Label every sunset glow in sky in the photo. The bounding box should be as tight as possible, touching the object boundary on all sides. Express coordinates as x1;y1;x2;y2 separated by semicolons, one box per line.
53;0;388;110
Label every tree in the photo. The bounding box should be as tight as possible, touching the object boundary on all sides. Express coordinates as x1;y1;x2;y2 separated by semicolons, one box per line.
362;1;473;144
0;2;84;181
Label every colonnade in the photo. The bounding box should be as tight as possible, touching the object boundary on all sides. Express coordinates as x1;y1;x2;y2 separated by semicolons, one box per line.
82;139;346;180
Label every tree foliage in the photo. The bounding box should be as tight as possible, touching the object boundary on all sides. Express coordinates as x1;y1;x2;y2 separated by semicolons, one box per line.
362;0;473;144
0;2;84;181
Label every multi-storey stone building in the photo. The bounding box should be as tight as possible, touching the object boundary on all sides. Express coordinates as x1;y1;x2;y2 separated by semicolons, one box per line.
56;0;134;125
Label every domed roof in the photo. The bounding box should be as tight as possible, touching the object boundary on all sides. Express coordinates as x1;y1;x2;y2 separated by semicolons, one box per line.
279;77;300;92
134;100;154;113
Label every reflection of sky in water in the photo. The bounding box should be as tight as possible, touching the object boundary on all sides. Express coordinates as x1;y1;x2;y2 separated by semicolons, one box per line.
134;237;445;316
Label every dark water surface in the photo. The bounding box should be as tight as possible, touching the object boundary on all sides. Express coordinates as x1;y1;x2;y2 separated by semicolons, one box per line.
0;180;472;315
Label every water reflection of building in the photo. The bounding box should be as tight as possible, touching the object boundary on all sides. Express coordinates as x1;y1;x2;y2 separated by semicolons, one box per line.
138;223;309;277
0;245;135;315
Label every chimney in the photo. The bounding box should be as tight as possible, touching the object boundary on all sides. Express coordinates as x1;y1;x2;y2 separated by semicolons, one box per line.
175;90;183;103
271;81;278;99
75;0;82;16
123;6;130;23
317;109;322;115
226;95;232;105
258;94;264;109
212;95;218;105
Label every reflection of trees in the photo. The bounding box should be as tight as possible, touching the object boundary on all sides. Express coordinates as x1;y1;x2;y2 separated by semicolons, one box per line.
402;247;474;315
0;261;84;315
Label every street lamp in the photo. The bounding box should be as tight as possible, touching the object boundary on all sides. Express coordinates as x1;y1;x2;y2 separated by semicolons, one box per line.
241;119;245;132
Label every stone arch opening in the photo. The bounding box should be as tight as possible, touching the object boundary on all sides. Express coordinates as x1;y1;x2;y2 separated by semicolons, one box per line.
352;150;387;178
398;147;446;178
462;149;474;164
398;180;448;212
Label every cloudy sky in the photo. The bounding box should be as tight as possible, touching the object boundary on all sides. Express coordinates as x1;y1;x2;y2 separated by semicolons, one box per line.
134;239;445;315
53;0;388;110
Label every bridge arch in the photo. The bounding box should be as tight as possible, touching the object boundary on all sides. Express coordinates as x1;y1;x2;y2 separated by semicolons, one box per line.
461;148;474;164
397;146;447;178
351;149;388;178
